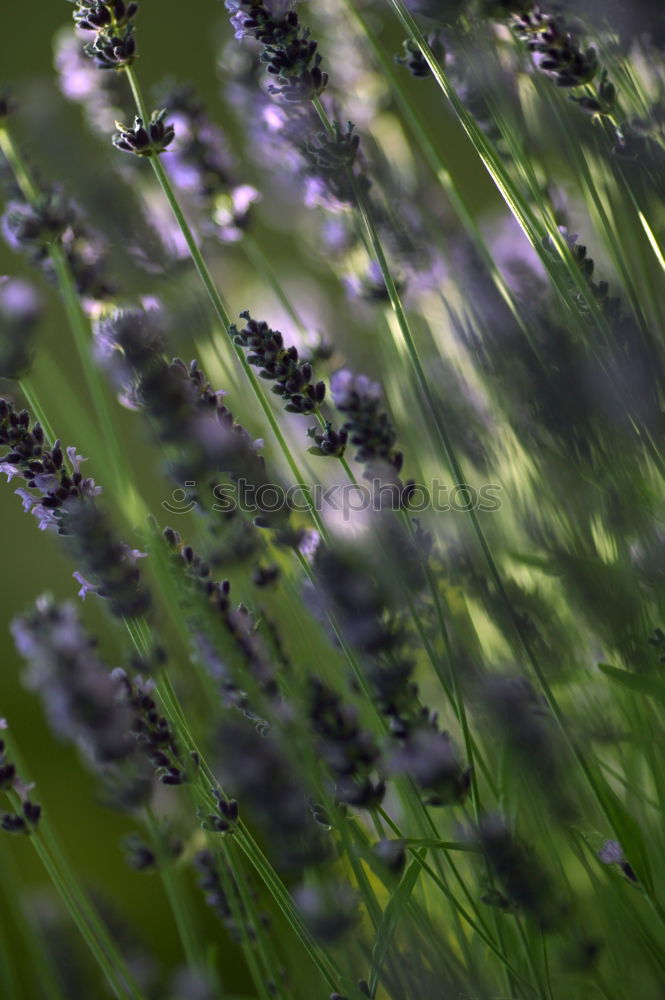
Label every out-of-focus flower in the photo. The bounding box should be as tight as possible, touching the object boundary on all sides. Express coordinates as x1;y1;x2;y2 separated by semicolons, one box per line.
0;277;42;379
12;596;135;764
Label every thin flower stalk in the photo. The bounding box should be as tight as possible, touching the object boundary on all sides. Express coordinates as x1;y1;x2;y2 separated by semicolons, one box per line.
1;730;148;1000
4;2;665;996
118;65;332;546
385;0;665;474
0;126;134;511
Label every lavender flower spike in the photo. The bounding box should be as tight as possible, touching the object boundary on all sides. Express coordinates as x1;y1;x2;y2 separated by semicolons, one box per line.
12;596;135;765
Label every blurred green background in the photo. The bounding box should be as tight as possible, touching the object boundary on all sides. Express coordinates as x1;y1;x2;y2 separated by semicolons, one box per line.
0;1;493;993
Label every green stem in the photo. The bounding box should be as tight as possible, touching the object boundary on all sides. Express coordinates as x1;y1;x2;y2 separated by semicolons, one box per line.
19;377;56;444
0;125;132;513
144;806;204;971
386;0;665;478
242;235;309;338
377;810;531;990
316;68;660;884
122;619;346;995
48;245;127;493
4;737;146;999
0;127;40;201
221;840;280;1000
341;0;542;360
0;839;64;1000
123;65;330;543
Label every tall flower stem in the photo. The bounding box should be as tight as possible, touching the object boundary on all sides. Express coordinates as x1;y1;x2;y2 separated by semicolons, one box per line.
0;126;136;515
242;235;310;339
19;377;56;444
341;0;544;361
311;94;505;786
385;0;665;480
122;65;330;545
197;225;489;798
123;616;348;995
212;178;495;807
309;88;664;908
143;805;206;974
3;736;147;1000
121;69;489;819
0;839;65;1000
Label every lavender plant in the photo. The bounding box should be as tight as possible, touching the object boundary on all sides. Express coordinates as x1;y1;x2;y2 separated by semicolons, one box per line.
1;0;665;997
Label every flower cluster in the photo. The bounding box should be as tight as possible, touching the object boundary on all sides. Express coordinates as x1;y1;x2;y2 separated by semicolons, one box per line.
225;0;328;102
11;597;189;812
314;540;470;807
477;3;665;170
95;307;273;505
512;9;599;88
0;401;151;617
112;670;188;786
306;121;359;172
395;32;444;79
597;840;637;883
153;80;259;240
569;68;616;117
542;226;664;433
216;717;329;872
194;849;255;942
297;118;365;207
307;676;385;809
314;543;417;718
163;526;278;704
113;110;175;157
198;787;239;834
65;501;152;619
68;0;138;69
0;88;14;120
0;720;41;836
293;882;358;944
0;277;41;380
154;81;234;197
55;30;128;135
72;0;137;31
0;400;101;530
372;838;406;878
1;191;115;301
306;420;348;458
330;369;409;488
648;627;665;663
230;310;326;415
122;827;183;871
475;814;567;931
12;597;135;764
2;194;74;252
481;674;572;819
543;227;621;316
389;721;471;807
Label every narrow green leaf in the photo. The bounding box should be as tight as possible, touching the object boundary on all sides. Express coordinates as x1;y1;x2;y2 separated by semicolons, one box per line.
368;852;423;997
402;838;479;852
598;663;665;701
